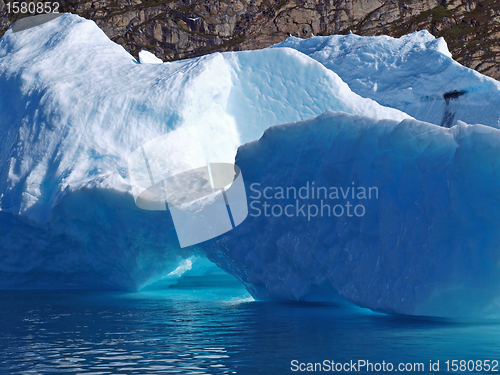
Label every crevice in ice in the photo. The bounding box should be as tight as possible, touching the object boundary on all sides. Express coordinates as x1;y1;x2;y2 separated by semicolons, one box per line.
441;90;467;128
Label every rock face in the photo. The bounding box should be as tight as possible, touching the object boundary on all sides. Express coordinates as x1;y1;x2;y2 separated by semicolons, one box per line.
1;0;499;79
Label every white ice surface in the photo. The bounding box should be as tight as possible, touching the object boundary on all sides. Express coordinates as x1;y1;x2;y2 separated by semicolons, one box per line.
273;32;500;128
138;50;163;64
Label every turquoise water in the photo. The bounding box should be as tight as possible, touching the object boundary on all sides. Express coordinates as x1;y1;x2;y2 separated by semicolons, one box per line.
1;282;500;374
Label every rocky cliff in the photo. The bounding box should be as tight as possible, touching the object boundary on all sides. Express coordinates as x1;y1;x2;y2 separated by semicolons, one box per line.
1;0;499;79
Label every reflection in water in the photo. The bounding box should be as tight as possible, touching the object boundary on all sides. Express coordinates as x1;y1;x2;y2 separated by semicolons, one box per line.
1;288;500;374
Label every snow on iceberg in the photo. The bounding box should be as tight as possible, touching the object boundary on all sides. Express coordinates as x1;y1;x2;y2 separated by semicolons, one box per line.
0;14;409;290
206;111;500;318
138;50;163;64
272;31;500;128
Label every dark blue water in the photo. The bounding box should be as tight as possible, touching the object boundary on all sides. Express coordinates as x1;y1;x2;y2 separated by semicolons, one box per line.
1;284;500;374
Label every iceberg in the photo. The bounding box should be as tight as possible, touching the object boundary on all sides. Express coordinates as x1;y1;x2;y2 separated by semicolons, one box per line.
206;111;500;318
3;13;500;318
0;14;408;290
273;32;500;128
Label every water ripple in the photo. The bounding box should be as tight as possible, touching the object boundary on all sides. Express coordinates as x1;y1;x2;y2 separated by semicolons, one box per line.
1;290;500;374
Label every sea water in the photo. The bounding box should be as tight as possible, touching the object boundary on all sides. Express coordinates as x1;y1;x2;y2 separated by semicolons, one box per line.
1;280;499;374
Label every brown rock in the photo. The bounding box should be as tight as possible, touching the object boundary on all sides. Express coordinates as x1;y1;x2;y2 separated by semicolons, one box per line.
0;0;499;80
